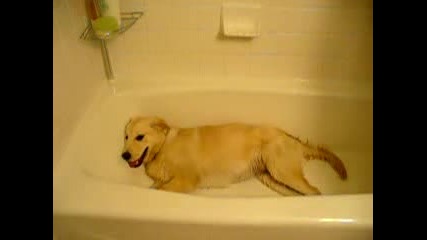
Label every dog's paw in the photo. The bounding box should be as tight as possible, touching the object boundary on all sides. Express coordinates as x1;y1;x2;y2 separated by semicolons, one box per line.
150;182;163;189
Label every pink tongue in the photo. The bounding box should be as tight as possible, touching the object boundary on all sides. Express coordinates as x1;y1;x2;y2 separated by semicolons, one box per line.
129;160;140;167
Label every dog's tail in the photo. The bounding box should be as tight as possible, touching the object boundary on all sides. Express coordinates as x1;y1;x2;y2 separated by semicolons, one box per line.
302;144;348;180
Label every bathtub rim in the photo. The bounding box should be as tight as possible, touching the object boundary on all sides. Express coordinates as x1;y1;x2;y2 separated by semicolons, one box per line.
53;166;372;230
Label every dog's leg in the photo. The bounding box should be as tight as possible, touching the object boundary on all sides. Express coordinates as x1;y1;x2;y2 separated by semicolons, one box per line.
267;167;321;195
284;174;321;195
263;141;321;195
158;176;198;193
256;172;302;196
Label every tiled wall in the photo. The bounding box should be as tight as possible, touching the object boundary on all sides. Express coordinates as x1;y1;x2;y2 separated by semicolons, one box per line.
110;0;372;97
53;0;105;167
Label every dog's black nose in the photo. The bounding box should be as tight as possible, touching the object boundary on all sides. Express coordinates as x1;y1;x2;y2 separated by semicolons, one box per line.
121;152;131;161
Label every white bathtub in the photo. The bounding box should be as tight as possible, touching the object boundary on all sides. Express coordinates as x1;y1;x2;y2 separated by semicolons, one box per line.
53;85;372;240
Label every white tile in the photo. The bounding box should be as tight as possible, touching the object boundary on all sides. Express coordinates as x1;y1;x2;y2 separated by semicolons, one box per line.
143;5;173;32
196;6;221;32
200;55;226;80
261;8;372;34
120;0;145;12
266;0;372;9
224;55;252;80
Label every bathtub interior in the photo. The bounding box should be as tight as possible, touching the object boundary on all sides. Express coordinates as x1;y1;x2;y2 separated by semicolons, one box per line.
64;89;372;198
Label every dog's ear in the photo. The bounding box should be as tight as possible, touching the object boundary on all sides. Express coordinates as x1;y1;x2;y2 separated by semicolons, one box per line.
124;117;134;131
126;118;132;126
150;117;170;134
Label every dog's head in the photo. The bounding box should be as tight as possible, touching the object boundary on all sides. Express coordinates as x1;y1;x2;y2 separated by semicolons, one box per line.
121;116;170;168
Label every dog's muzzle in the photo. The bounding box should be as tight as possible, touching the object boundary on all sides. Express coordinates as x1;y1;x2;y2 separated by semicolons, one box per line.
122;147;148;168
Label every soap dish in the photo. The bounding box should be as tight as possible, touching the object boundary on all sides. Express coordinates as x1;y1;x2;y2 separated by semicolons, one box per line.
221;3;261;38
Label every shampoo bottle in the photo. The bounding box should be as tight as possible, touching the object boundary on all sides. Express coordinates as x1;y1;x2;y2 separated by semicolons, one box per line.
86;0;121;39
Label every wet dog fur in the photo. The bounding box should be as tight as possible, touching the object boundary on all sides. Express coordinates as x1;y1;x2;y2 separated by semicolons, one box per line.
121;116;347;196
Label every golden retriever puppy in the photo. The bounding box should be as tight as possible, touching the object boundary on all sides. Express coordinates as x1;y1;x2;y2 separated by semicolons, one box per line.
121;116;347;196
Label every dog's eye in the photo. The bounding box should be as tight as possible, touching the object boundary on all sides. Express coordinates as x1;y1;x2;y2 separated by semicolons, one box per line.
135;135;144;141
125;135;128;140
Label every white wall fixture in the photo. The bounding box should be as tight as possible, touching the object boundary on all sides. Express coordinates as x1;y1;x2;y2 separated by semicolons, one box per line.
221;2;261;38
